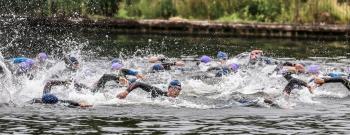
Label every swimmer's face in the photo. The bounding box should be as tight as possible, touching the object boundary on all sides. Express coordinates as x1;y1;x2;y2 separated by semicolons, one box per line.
295;64;305;73
72;63;80;70
167;86;181;98
175;61;185;66
250;51;262;61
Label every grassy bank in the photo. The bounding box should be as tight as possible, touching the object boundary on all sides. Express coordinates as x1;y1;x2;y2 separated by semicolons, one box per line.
1;0;350;24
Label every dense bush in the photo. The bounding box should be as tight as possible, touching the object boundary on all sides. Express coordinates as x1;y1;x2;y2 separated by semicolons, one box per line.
1;0;349;24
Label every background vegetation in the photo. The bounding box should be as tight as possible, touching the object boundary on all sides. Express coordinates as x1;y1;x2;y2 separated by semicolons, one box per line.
1;0;350;24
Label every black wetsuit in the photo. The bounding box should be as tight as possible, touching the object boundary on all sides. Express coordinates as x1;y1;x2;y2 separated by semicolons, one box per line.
30;98;80;107
30;80;82;107
161;62;176;70
93;68;139;92
279;62;309;94
43;80;89;94
322;77;350;90
126;82;167;98
0;66;4;74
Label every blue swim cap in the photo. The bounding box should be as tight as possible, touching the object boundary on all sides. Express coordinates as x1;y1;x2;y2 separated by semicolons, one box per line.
328;72;345;78
111;63;123;70
200;55;212;63
111;58;122;64
217;51;228;60
42;94;59;104
152;64;164;71
169;80;181;87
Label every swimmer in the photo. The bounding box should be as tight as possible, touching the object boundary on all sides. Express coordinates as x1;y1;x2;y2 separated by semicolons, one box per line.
312;69;350;91
92;61;144;92
30;80;92;107
148;55;166;63
217;51;228;64
191;63;239;79
249;50;275;65
314;77;350;91
278;62;313;95
117;80;182;99
63;55;80;71
35;52;52;69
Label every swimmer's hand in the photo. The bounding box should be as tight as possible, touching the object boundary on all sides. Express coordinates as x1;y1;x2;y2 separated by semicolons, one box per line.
117;91;129;99
136;74;144;79
119;78;129;86
314;77;325;86
78;102;92;108
307;85;314;94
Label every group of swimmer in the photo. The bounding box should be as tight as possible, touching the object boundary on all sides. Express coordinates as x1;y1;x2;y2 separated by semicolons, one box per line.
0;49;349;108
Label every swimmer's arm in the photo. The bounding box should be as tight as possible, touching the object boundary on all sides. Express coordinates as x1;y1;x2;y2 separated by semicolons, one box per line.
43;80;71;94
207;67;221;71
121;69;144;79
117;82;144;99
60;100;92;107
29;98;43;104
293;78;313;94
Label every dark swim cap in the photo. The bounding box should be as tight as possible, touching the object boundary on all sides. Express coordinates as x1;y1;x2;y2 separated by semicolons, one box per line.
69;57;79;64
152;64;164;71
169;80;181;87
42;94;59;104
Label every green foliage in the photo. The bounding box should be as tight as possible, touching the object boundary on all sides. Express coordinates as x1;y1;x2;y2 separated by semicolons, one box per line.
1;0;350;24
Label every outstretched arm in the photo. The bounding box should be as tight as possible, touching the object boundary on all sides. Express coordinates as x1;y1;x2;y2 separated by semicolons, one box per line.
283;78;312;95
59;100;92;108
43;80;70;94
117;82;164;99
316;77;350;91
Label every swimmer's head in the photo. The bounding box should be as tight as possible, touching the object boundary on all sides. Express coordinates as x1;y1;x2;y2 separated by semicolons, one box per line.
111;63;123;70
175;61;185;66
148;56;159;63
307;65;320;74
249;50;263;61
229;63;239;72
295;63;305;73
200;55;212;63
217;51;228;60
37;52;48;63
65;56;80;70
168;80;182;98
111;58;122;64
152;64;164;71
19;60;34;72
42;94;59;104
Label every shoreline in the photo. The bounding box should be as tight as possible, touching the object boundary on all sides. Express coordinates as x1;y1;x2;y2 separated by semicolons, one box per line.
3;15;350;40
